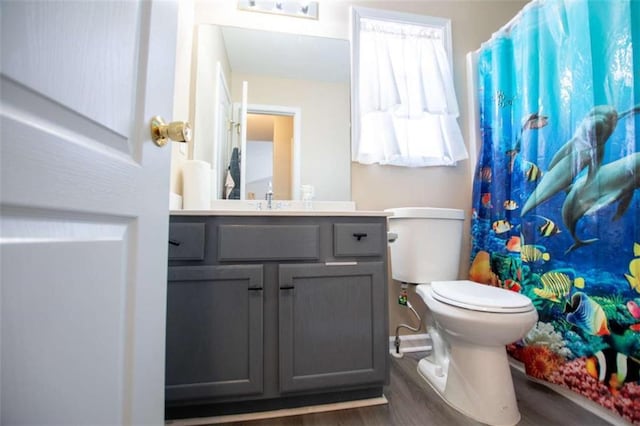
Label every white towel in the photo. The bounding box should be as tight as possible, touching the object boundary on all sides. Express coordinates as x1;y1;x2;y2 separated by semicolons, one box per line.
224;169;235;199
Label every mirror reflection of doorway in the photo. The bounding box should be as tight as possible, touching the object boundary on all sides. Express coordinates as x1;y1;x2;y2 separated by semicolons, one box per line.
245;113;294;200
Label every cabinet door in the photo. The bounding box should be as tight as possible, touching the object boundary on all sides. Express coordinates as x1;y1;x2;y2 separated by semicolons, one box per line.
279;262;387;393
165;265;263;402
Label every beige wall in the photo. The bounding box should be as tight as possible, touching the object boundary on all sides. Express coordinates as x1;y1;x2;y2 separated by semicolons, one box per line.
273;116;293;200
345;1;528;334
231;73;351;201
174;0;530;333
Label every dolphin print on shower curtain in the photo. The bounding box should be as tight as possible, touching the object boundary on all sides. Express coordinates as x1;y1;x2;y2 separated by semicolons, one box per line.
470;0;640;423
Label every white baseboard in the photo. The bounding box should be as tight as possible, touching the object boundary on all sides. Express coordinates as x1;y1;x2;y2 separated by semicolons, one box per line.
393;345;432;354
388;333;430;342
166;395;388;425
389;333;432;355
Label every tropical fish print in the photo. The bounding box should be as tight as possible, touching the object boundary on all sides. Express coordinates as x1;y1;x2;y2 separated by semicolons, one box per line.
469;250;500;286
524;161;542;182
521;112;549;130
626;243;640;293
627;300;640;319
565;292;610;336
506;149;518;173
492;219;513;234
506;113;548;173
481;193;492;208
473;4;640;419
505;235;521;252
627;259;640;293
503;279;522;292
586;348;640;395
533;271;584;303
480;166;492;182
537;216;561;237
504;200;518;210
520;244;550;263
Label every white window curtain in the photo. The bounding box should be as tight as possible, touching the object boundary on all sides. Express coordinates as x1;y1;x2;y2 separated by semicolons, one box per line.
354;18;468;167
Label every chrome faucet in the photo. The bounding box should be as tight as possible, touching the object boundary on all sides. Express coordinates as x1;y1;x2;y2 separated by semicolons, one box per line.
265;181;273;210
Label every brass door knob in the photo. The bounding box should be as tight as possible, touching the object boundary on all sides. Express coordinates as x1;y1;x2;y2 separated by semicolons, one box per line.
150;116;192;146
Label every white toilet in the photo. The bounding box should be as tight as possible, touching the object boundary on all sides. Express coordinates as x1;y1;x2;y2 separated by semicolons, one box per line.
386;207;538;426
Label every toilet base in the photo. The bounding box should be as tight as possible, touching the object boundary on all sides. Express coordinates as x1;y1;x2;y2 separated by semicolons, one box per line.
417;343;521;426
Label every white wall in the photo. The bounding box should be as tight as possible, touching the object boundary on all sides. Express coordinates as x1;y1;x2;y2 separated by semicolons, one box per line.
193;0;350;39
246;140;273;200
170;0;195;196
171;13;232;198
192;25;230;167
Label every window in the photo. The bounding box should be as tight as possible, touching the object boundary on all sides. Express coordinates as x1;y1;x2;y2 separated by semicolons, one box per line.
351;7;468;167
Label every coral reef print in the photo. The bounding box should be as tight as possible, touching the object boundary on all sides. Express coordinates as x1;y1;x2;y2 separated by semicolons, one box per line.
472;0;640;423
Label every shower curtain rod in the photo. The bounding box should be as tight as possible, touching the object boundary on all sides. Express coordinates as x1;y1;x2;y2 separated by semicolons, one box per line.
473;0;539;53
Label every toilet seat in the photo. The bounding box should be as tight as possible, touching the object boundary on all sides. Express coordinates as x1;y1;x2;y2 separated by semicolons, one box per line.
430;280;533;313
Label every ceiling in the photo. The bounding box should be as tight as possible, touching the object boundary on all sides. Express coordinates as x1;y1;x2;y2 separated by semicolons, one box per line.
220;26;350;83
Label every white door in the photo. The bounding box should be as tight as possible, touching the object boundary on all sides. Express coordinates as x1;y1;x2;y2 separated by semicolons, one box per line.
237;81;249;200
0;1;177;424
214;63;233;200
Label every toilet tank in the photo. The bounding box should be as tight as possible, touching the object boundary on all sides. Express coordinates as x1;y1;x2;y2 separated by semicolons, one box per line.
386;207;465;284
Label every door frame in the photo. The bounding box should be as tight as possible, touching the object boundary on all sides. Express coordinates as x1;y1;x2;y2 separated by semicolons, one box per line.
245;104;301;200
214;62;232;200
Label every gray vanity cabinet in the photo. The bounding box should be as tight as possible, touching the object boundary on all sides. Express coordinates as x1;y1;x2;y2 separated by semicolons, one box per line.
278;262;387;393
166;214;389;415
165;265;264;402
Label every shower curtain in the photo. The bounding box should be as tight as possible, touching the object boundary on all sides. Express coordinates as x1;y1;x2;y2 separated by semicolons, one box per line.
470;0;640;422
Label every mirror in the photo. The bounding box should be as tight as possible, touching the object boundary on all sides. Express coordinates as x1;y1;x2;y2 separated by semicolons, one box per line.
191;24;351;201
245;112;294;200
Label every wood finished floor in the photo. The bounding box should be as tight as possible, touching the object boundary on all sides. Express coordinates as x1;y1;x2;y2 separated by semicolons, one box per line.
220;352;612;426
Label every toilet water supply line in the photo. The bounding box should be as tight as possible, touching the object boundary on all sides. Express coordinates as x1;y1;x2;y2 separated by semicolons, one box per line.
393;282;422;358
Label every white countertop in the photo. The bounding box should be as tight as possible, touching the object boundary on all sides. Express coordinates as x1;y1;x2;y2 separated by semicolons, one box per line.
170;209;391;217
169;198;391;217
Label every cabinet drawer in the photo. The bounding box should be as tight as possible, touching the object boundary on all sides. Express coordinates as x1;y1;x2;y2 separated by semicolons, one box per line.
218;225;320;261
168;223;205;260
334;223;384;257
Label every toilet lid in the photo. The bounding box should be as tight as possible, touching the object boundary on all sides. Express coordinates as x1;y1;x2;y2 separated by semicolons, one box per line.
430;280;533;313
